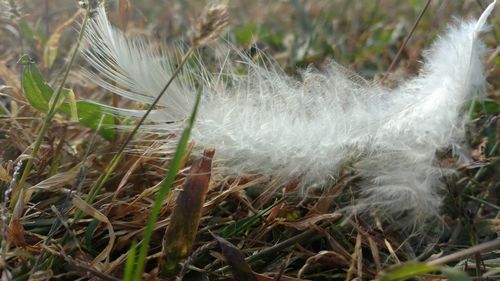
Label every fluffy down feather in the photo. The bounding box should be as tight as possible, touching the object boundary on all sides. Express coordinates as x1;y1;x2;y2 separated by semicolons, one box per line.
81;2;496;226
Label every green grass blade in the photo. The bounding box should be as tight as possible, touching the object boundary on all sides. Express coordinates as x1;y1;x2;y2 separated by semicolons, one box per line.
378;262;439;281
123;241;137;281
132;90;202;281
441;267;471;281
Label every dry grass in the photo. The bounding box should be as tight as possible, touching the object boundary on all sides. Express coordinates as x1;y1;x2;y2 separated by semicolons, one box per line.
0;0;499;280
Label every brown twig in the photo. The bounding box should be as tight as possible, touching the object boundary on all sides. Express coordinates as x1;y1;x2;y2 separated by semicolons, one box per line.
212;221;336;275
246;219;341;263
427;239;500;266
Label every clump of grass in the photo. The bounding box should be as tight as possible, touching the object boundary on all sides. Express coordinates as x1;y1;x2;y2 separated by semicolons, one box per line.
9;2;93;209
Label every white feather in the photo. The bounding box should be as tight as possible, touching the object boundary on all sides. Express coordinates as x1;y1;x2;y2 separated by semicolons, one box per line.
81;2;496;226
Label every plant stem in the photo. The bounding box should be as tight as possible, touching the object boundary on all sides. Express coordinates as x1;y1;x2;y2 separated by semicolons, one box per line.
380;0;432;83
9;9;91;209
132;87;201;281
427;238;500;266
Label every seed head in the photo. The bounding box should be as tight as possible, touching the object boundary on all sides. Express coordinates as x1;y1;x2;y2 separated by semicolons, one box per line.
191;4;229;47
77;0;103;15
2;0;21;20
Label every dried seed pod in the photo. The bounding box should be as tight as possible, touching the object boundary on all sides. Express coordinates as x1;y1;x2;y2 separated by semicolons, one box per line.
76;0;102;15
191;4;229;47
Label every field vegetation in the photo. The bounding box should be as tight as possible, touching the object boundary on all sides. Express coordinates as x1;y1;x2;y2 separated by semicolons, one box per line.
0;0;498;280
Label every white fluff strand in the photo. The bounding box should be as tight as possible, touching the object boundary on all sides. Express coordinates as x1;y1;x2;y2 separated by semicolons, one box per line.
81;2;496;226
82;6;196;123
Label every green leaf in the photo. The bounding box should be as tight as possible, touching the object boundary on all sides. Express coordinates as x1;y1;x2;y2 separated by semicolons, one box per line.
59;100;116;140
18;20;37;45
470;99;500;119
378;262;439;281
261;32;284;48
18;20;47;47
21;57;53;111
235;23;257;46
481;100;500;114
20;56;116;140
441;267;471;281
495;56;500;68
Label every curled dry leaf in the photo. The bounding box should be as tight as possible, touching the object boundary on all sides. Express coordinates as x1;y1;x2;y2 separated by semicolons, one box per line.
0;164;10;182
43;10;83;68
7;218;26;247
72;195;115;266
161;149;214;276
211;231;258;281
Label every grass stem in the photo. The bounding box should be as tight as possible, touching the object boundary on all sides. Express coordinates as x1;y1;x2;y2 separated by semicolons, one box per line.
381;0;432;83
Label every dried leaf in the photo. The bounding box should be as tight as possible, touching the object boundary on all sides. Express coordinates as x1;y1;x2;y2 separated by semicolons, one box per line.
211;232;257;281
161;149;214;275
72;195;115;265
25;163;83;202
298;251;349;278
7;219;26;247
43;10;82;68
0;164;10;182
